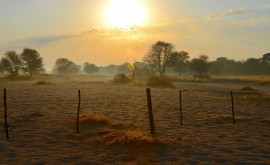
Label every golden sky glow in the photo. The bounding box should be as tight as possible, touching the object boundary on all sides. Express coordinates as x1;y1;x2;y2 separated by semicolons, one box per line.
0;0;270;70
105;0;147;29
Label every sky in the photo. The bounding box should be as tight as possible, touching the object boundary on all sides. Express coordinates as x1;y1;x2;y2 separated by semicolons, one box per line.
0;0;270;70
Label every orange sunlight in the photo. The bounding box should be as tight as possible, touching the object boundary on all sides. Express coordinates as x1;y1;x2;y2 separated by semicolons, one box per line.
105;0;147;29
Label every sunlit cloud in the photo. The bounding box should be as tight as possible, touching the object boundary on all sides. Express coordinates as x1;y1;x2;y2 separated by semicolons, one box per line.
204;8;253;20
228;17;270;29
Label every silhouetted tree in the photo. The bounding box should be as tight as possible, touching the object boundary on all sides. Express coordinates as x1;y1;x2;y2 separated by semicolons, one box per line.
83;62;99;74
0;51;22;76
21;48;44;77
143;41;174;78
171;51;189;76
191;55;210;78
262;53;270;64
53;58;80;74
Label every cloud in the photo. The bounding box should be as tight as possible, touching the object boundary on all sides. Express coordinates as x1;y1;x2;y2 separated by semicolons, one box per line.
263;4;270;9
228;17;270;29
205;8;253;20
0;34;75;53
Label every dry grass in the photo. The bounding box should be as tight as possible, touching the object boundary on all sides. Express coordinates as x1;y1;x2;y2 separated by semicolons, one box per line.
0;75;269;164
212;76;270;84
34;81;56;85
88;128;159;146
77;113;167;146
169;75;270;84
203;115;270;124
146;77;173;87
79;113;126;127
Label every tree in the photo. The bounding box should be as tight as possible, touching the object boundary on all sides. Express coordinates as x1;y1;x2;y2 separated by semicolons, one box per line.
171;51;189;76
191;55;211;78
21;48;44;77
262;53;270;64
143;41;174;78
83;62;99;74
117;63;132;75
0;51;22;76
53;58;80;74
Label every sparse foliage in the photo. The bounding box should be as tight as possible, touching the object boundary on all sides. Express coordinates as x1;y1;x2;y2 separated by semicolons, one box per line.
143;41;174;78
21;48;44;77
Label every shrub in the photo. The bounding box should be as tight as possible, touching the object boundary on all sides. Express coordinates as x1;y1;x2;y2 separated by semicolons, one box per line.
113;73;130;83
146;77;173;87
239;86;257;91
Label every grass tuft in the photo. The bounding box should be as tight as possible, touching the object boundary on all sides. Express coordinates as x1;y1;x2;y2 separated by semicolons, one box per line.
146;77;173;87
34;81;56;85
79;113;125;127
239;86;257;91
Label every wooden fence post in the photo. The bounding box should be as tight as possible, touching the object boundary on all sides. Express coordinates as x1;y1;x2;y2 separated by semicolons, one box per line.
4;88;9;139
146;88;155;134
179;90;183;126
76;90;81;133
231;91;235;125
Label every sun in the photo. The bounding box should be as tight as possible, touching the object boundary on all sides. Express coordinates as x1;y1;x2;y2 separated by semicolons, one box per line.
105;0;147;29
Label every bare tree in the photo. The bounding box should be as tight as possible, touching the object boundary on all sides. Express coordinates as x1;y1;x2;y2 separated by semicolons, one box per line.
143;41;174;78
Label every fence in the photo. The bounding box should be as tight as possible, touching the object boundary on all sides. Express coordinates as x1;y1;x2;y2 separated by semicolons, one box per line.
1;86;269;139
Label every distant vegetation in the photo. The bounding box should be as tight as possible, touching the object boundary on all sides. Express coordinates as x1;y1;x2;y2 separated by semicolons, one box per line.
1;43;269;82
53;58;80;74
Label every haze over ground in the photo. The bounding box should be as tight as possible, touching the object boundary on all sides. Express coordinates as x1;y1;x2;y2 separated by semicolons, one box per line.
0;0;270;70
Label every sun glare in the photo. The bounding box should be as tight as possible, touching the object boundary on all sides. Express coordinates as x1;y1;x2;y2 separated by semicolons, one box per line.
105;0;146;29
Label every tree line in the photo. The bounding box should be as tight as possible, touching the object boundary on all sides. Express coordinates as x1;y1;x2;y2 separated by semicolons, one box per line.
0;42;269;79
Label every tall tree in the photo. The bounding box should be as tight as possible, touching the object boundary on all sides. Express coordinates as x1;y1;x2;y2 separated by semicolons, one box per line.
191;55;211;78
143;41;174;78
21;48;44;77
0;51;22;76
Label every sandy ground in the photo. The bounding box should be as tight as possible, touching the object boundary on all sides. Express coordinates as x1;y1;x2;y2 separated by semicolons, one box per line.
0;76;269;164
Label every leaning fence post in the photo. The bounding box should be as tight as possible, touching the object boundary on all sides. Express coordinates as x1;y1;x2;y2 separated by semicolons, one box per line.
146;88;155;134
231;91;235;125
179;90;183;126
76;90;81;133
4;88;9;139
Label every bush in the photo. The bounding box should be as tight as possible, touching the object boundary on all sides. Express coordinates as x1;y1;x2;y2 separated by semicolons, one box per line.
239;86;257;91
113;74;130;83
146;77;173;87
